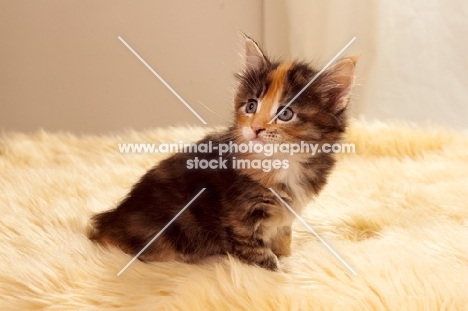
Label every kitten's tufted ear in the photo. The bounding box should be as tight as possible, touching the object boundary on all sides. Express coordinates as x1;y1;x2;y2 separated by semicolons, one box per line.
243;35;267;71
319;56;357;112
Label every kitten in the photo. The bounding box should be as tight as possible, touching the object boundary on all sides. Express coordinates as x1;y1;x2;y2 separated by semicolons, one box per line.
87;35;356;271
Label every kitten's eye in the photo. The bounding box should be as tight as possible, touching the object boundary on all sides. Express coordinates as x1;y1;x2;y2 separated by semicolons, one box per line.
277;106;294;121
245;99;258;114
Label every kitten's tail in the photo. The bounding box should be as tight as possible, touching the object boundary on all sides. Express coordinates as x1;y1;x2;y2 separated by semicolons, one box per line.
87;209;137;256
86;210;115;244
86;217;99;241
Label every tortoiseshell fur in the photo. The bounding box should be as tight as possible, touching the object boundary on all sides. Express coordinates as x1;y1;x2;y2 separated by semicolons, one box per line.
88;36;356;271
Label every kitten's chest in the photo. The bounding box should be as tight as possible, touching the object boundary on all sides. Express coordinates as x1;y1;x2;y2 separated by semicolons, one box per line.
271;158;314;214
241;155;315;213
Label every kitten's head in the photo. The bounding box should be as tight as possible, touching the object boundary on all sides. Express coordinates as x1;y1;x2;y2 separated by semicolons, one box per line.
233;35;356;146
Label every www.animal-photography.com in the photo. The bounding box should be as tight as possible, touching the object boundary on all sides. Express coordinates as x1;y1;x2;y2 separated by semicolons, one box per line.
1;1;468;310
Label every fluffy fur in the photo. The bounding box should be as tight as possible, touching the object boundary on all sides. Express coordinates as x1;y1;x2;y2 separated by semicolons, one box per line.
1;121;468;310
87;37;356;270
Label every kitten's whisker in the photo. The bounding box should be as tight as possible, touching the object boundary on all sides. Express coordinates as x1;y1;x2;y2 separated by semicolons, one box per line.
197;100;220;116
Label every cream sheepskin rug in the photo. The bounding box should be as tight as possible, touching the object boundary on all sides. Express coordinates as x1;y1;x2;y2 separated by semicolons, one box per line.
1;121;468;310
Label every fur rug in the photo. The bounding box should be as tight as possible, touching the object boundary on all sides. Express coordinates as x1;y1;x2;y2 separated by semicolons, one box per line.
1;121;468;310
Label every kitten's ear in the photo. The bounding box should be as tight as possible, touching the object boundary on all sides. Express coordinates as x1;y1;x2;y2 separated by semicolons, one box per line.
243;35;267;71
318;56;357;112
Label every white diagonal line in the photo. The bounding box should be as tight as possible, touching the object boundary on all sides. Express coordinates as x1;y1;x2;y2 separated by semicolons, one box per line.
117;188;206;276
268;37;356;124
269;188;357;275
118;36;207;125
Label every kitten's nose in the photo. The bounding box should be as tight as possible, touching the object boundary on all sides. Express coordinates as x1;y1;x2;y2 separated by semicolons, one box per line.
251;118;266;136
253;128;265;136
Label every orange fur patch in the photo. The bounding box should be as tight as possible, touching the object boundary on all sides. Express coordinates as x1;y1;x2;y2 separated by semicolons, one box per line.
251;63;292;129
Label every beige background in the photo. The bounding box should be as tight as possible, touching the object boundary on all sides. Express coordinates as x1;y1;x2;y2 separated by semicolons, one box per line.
1;1;467;133
0;0;262;133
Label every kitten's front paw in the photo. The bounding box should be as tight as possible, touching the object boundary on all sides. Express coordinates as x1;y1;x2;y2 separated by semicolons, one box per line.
258;253;280;271
234;245;280;271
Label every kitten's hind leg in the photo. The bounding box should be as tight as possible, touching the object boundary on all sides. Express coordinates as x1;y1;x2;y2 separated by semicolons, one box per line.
198;254;227;265
271;225;292;258
232;238;279;271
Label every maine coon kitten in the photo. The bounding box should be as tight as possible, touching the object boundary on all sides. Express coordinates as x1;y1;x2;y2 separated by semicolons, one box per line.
87;35;356;271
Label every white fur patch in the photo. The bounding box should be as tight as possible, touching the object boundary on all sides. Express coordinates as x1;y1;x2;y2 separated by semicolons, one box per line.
242;126;256;140
273;155;313;214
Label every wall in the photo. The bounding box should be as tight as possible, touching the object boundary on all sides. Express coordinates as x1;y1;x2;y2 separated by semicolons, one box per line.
3;1;467;133
264;0;468;129
0;0;263;133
